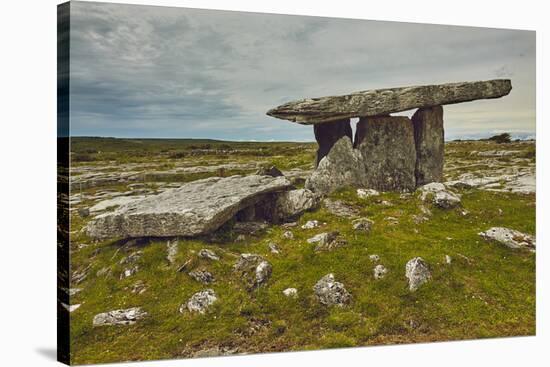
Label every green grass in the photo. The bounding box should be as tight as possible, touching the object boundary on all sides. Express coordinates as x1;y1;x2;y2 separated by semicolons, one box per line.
67;139;536;364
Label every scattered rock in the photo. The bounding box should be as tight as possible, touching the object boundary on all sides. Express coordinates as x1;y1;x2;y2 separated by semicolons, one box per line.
307;232;339;245
234;254;273;289
301;220;320;229
479;227;535;250
255;165;283;177
373;264;388;279
369;254;380;262
418;182;461;209
275;189;320;220
181;289;217;314
405;257;431;291
282;231;294;240
352;217;374;233
268;242;280;254
120;265;139;279
445;255;452;264
356;188;379;199
86;175;292;239
313;274;351;307
323;198;360;218
283;288;298;298
93;307;147;326
166;240;179;264
130;280;147;294
198;249;220;261
189;269;215;284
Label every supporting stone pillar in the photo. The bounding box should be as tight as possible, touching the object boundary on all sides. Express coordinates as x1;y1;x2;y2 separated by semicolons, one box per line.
313;118;352;167
412;106;444;185
355;116;416;192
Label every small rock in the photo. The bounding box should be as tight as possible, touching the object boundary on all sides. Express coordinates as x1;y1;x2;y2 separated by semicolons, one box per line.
119;251;142;265
234;254;273;289
323;198;360;218
198;249;220;261
418;182;461;209
380;200;393;206
130;280;147;294
478;227;535;250
181;289;217;314
189;269;215;284
356;188;379;199
369;254;380;262
281;222;298;228
282;230;294;240
166;240;179;264
445;255;452;264
352;217;374;233
255;165;284;177
120;265;139;279
93;307;147;326
283;287;298;298
268;242;280;254
405;257;431;291
373;264;388;279
313;273;351;307
307;232;339;245
301;220;320;229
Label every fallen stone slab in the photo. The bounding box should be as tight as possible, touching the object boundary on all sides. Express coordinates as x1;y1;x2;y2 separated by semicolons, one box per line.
479;227;535;250
267;79;512;124
86;175;292;239
93;307;147;326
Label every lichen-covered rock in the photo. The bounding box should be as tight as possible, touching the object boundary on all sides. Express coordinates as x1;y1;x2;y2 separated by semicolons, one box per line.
305;137;367;195
266;79;512;124
373;264;388;280
352;217;374;233
405;257;431;291
188;269;215;284
479;227;536;250
313;118;353;167
233;254;272;289
86;175;292;239
418;182;461;209
274;189;320;220
93;307;147;326
313;273;351;307
283;288;298;298
198;249;220;261
355;116;416;192
412;106;444;185
181;289;217;314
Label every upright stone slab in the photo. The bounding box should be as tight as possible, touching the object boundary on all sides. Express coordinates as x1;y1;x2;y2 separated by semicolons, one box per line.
412;106;444;185
355;116;416;191
313;118;352;167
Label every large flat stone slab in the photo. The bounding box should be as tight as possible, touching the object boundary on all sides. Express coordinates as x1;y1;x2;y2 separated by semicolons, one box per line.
86;175;292;239
267;79;511;124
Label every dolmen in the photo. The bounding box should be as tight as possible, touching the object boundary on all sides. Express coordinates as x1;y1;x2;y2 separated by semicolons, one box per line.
267;79;512;193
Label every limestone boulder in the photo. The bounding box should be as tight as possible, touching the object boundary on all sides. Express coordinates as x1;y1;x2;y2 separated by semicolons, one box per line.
93;307;147;326
274;189;320;220
405;257;431;291
313;273;351;307
86;175;292;239
479;227;535;250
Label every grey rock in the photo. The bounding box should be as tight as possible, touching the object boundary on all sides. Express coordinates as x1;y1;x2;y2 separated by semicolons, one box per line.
266;79;512;124
93;307;147;326
313;118;353;167
445;255;452;264
130;280;147;294
323;198;360;218
369;254;380;262
120;265;139;279
119;251;142;265
305;137;368;195
282;230;294;240
412;106;444;185
234;254;272;289
189;269;215;284
181;289;217;314
355;116;416;192
301;220;320;229
86;175;292;239
418;182;461;209
479;227;536;250
282;287;298;298
255;165;283;177
268;242;281;254
352;217;374;233
198;249;220;261
307;231;339;245
405;257;431;291
313;273;351;307
373;264;388;279
356;188;379;199
274;189;320;220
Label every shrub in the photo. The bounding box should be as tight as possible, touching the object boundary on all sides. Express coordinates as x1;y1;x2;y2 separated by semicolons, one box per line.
487;133;511;144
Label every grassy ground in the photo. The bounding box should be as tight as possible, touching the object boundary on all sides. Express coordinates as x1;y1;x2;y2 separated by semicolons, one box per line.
67;138;536;364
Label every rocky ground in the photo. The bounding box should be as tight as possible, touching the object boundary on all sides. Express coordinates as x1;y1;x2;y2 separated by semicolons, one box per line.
66;137;535;364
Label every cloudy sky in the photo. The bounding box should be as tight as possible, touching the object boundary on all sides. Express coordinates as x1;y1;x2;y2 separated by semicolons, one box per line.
68;1;536;141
